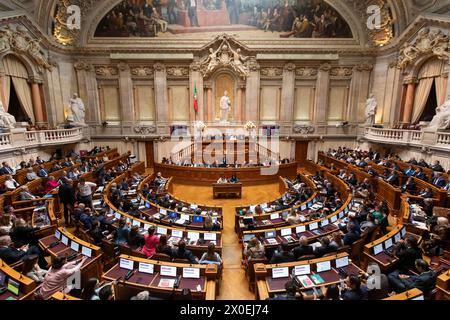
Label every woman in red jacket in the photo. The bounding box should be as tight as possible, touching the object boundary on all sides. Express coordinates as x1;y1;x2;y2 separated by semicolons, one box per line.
141;226;160;258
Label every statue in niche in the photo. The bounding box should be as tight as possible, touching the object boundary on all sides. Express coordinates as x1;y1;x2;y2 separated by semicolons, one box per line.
0;100;16;129
365;93;377;125
69;93;86;126
428;96;450;130
219;90;231;123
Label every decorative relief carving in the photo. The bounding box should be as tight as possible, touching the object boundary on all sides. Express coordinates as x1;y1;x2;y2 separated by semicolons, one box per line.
295;67;318;77
284;63;296;72
260;67;283;77
246;57;260;72
319;63;332;72
153;63;166;72
199;34;255;79
117;62;129;72
167;67;189;77
95;66;118;77
396;28;450;69
330;67;353;77
131;67;154;77
293;125;315;134
0;24;52;72
74;60;92;71
355;63;374;72
189;61;202;72
134;125;157;135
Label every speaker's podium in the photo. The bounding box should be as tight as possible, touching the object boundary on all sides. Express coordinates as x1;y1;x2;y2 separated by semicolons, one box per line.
212;183;242;199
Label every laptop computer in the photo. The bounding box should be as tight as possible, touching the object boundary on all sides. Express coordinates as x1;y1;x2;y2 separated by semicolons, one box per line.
193;216;203;223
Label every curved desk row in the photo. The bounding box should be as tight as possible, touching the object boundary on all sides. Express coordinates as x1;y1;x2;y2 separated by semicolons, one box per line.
153;162;298;183
0;259;36;300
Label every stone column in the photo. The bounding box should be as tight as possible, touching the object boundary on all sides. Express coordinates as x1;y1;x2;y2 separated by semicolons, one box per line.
245;58;260;122
402;76;416;124
0;69;6;108
189;61;204;122
280;63;296;124
236;85;244;123
314;63;331;129
117;62;135;128
30;77;45;125
154;63;169;134
350;63;373;124
205;86;213;122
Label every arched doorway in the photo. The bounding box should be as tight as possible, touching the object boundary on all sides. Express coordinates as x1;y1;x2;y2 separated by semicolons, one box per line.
214;73;236;122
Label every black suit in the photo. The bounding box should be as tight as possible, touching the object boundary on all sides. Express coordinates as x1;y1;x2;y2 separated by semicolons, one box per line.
0;245;42;266
396;246;422;273
10;226;39;248
388;270;437;293
292;245;313;259
270;251;296;264
58;183;76;225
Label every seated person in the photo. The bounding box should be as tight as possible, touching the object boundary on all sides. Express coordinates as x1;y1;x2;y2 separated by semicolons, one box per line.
127;225;145;250
414;167;427;181
401;177;416;194
267;279;299;300
22;254;47;283
9;218;39;248
0;235;46;267
343;222;361;246
340;275;368;300
243;237;266;262
313;236;336;258
385;169;399;185
360;213;377;235
270;242;296;264
418;159;429;168
229;174;239;183
431;160;444;173
43;176;59;194
286;211;300;225
172;240;199;264
392;236;422;274
4;175;19;191
113;218;130;245
330;232;345;250
25;168;38;181
88;220;105;246
199;242;222;265
292;236;313;259
432;172;446;188
404;166;415;177
359;262;389;300
418;187;433;199
217;177;228;184
155;234;173;257
19;186;36;200
388;259;437;294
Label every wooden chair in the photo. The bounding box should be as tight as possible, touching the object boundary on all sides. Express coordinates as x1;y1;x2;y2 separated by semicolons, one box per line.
337;245;350;254
101;239;119;269
151;253;172;262
172;258;190;264
297;254;316;261
118;243;132;256
350;237;366;264
246;258;267;292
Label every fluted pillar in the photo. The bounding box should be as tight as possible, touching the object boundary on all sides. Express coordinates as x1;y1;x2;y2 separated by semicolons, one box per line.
314;63;331;128
30;78;45;125
74;61;99;124
0;71;6;108
280;63;296;123
236;85;244;122
117;62;134;127
245;58;260;122
402;77;416;124
154;63;168;133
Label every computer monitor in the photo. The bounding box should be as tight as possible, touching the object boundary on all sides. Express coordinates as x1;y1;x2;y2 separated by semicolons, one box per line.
313;197;318;204
183;267;200;279
280;228;291;237
169;212;178;219
270;213;279;220
373;243;383;255
272;267;289;279
138;262;154;274
249;206;256;213
54;230;61;240
70;241;79;252
193;216;203;223
243;217;253;225
171;230;183;238
296;225;306;234
394;232;401;243
281;212;289;220
300;204;307;211
180;214;190;221
157;227;167;235
187;232;199;241
61;235;69;246
190;204;198;210
309;222;318;231
294;264;311;276
260;203;268;209
330;215;337;223
7;278;20;296
307;201;313;208
316;260;331;273
145;202;151;209
344;207;349;214
159;208;167;215
204;233;216;241
114;212;121;220
400;227;407;238
81;246;92;258
132;220;141;227
321;219;329;227
265;231;276;239
339;211;345;219
119;258;134;270
384;238;393;249
335;256;349;268
243;234;255;242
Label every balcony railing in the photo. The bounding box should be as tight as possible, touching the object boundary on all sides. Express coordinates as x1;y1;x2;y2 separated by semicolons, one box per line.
0;127;86;152
363;127;449;150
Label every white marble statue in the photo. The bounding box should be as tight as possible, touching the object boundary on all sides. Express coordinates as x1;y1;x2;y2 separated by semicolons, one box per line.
0;100;16;129
365;93;377;125
428;96;450;130
219;91;231;123
69;93;86;125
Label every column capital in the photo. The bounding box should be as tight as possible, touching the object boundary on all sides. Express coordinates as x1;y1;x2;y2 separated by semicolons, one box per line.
74;60;93;71
403;76;417;85
284;63;296;72
29;76;43;84
117;61;130;72
154;62;166;72
319;63;332;72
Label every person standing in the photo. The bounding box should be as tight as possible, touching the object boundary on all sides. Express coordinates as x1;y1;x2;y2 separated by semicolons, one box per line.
186;0;200;27
59;178;76;226
77;177;97;209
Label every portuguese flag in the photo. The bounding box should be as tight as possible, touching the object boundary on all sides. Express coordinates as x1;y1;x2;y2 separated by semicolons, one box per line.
193;84;199;113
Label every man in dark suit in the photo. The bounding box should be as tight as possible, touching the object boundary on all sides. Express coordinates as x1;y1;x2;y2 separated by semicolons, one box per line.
393;236;422;273
58;178;76;226
385;169;399;185
343;222;360;246
292;236;313;259
270;242;296;264
341;275;368;300
0;235;47;267
418;187;433;199
388;259;437;294
418;159;429;168
313;236;336;258
172;240;199;263
408;157;418;165
432;172;446;188
267;280;298;300
185;0;200;27
431;160;444;172
414;168;427;181
0;161;14;175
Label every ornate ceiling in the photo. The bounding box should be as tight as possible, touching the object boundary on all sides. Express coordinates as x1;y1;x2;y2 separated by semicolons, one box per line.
1;0;450;49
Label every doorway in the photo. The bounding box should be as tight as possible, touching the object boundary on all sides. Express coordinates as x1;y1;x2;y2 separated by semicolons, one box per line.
145;141;155;168
295;141;309;167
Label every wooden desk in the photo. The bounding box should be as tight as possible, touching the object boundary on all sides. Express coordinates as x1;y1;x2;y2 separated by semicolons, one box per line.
0;259;36;300
213;183;242;199
436;270;450;300
384;288;423;300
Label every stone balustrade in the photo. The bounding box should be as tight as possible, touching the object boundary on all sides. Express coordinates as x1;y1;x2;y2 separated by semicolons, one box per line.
0;127;87;152
363;127;449;151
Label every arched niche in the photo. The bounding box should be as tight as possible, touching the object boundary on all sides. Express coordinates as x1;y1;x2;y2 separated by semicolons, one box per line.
211;70;239;122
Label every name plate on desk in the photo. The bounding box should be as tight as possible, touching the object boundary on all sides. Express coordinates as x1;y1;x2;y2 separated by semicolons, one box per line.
160;266;177;277
183;267;200;279
272;267;289;279
119;258;134;270
294;264;311;276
